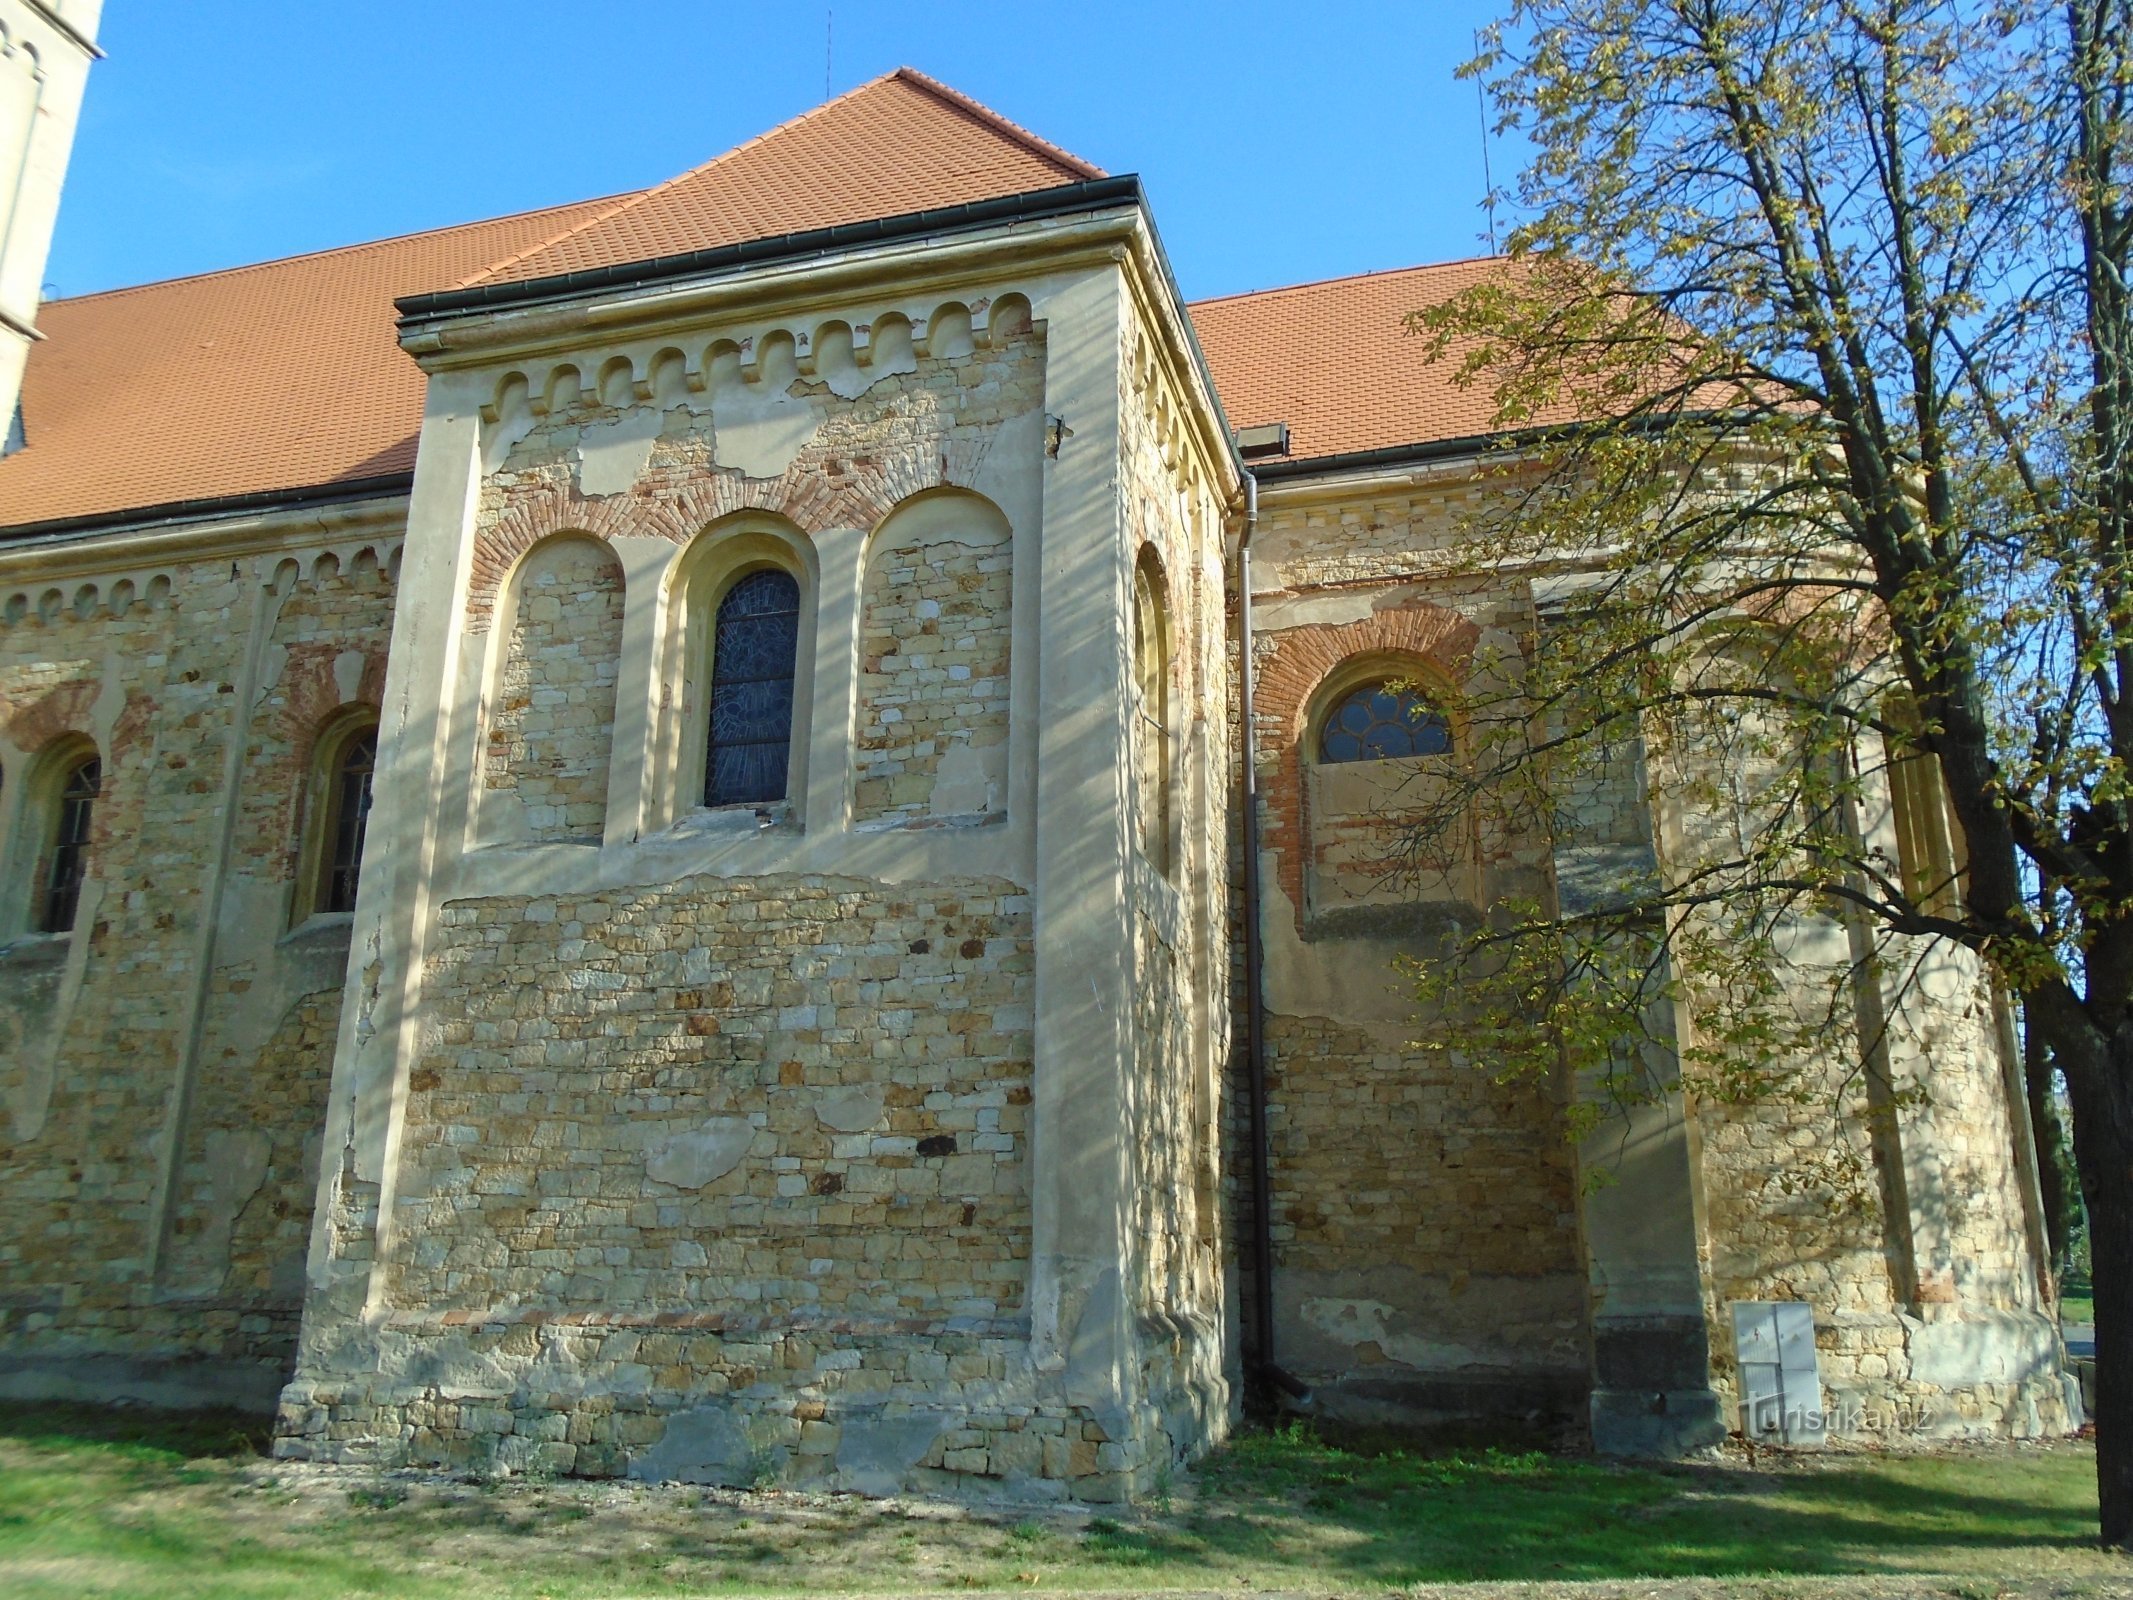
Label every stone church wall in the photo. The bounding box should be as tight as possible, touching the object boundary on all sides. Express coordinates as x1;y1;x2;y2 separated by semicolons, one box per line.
1239;483;1590;1429
1238;468;2067;1444
278;248;1239;1498
855;498;1014;825
480;535;625;844
1119;303;1232;1460
394;874;1032;1324
0;530;395;1408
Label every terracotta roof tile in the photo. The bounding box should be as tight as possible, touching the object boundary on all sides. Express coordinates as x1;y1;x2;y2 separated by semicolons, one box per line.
0;196;624;529
0;73;1547;532
464;68;1103;289
1190;257;1549;465
0;68;1099;533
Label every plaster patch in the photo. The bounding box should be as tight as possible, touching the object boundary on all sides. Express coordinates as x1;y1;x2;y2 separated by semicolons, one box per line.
970;406;1043;509
332;649;367;706
825;340;916;400
575;409;663;497
91;651;125;750
645;1118;754;1188
1064;1264;1125;1409
813;1085;884;1134
482;394;539;472
835;1410;945;1495
929;743;1004;818
712;391;818;479
631;1403;768;1486
1300;1296;1496;1371
1258;874;1413;1023
1905;1309;2058;1388
196;1127;273;1271
4;880;103;1143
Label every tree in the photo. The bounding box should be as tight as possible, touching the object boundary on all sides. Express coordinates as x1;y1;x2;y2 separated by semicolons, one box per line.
1413;0;2133;1546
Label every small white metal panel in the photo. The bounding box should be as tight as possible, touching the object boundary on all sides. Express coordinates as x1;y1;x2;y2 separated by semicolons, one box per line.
1732;1300;1825;1444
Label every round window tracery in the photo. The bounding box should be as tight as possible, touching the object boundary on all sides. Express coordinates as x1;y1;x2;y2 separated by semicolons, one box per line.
1317;681;1451;762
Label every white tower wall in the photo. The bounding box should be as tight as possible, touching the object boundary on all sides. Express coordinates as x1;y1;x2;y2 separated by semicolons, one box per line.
0;0;100;439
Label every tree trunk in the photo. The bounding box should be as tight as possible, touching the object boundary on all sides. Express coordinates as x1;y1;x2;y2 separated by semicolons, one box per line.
2063;1030;2133;1550
2023;1021;2075;1272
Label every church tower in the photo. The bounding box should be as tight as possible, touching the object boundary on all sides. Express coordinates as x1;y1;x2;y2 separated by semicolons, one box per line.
0;0;99;439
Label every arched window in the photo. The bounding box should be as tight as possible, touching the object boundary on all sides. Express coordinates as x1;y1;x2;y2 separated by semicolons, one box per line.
1317;681;1451;763
38;751;98;934
315;724;376;915
706;568;801;807
1133;553;1172;872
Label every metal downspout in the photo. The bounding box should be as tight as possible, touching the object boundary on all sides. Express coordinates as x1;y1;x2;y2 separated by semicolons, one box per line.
1237;469;1308;1404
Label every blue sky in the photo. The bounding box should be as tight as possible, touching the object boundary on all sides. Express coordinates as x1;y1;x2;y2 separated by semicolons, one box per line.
48;1;1515;305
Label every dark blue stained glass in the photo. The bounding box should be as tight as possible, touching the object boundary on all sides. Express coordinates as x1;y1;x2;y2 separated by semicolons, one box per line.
706;569;800;806
1317;682;1451;764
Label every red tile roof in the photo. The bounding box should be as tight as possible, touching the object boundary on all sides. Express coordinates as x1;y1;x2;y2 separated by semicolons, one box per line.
465;68;1102;289
1188;258;1529;465
0;71;1535;532
0;69;1102;532
0;197;624;529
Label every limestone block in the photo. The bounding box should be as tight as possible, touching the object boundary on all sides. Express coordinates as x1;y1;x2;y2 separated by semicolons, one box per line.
814;1085;885;1133
645;1120;755;1189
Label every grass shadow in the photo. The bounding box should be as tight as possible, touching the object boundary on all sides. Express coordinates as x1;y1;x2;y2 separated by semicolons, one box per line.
1136;1420;2108;1584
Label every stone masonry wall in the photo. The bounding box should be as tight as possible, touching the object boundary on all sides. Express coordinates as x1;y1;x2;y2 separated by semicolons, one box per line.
0;543;393;1404
277;865;1171;1498
1234;498;1589;1427
1665;704;2068;1439
388;873;1032;1322
482;535;625;844
1117;301;1234;1460
855;496;1013;824
1259;1005;1587;1407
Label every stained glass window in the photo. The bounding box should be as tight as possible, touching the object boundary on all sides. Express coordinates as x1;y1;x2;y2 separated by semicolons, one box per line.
318;726;376;915
1318;682;1451;763
40;754;98;934
706;568;800;807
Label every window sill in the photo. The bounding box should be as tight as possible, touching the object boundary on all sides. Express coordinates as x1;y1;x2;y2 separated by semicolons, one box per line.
280;912;355;947
0;932;72;972
661;801;796;841
850;808;1007;835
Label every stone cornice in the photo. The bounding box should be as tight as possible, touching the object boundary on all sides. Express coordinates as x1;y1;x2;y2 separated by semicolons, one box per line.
0;486;407;585
397;208;1144;371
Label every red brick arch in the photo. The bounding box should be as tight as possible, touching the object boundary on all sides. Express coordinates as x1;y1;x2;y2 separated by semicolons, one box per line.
467;437;988;634
1251;599;1482;929
4;678;101;757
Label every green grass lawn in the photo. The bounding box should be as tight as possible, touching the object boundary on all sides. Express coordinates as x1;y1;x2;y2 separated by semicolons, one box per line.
0;1404;2125;1599
2061;1293;2095;1325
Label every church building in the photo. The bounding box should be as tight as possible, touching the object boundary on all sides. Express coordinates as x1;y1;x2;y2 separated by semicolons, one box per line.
0;1;2077;1499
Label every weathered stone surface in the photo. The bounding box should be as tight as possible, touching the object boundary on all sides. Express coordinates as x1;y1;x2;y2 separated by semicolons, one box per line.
814;1086;885;1135
645;1121;755;1189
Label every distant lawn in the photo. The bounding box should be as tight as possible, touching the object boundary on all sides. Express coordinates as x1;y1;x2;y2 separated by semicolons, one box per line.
2062;1293;2095;1325
0;1403;2125;1599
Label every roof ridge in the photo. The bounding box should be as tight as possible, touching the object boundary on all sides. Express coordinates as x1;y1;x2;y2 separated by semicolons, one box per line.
448;71;913;291
47;193;637;307
457;68;1101;292
889;66;1103;180
456;72;898;290
449;188;668;293
1188;254;1511;311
